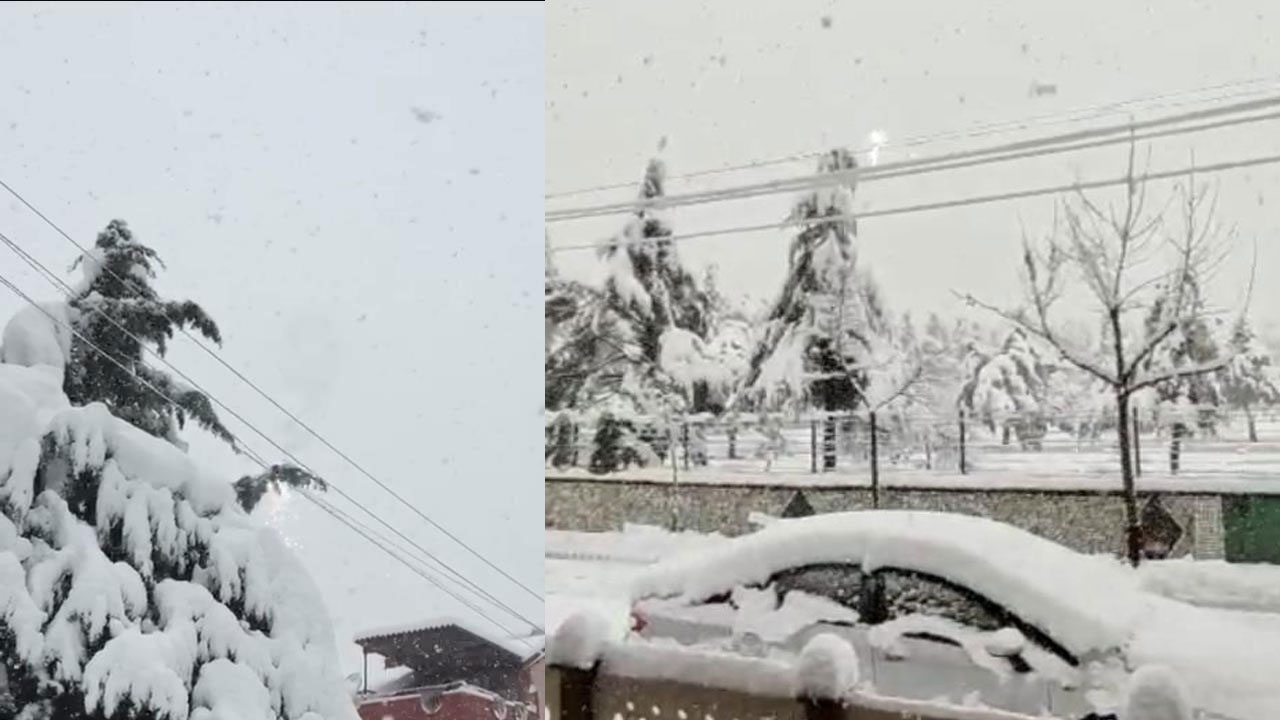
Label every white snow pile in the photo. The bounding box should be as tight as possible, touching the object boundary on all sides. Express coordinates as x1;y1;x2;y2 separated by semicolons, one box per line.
0;362;355;720
793;634;859;700
0;302;72;369
1137;558;1280;614
1121;665;1191;720
546;523;726;563
631;510;1145;657
547;609;612;669
658;328;739;394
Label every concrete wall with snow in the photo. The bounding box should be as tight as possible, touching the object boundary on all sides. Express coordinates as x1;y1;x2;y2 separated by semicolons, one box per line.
545;477;1227;560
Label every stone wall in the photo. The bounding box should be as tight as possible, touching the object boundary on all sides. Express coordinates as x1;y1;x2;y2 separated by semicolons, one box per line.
545;477;1227;559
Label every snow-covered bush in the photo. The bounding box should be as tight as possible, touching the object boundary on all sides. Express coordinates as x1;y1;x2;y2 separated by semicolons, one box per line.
587;414;661;474
1122;665;1191;720
793;634;859;701
1;364;355;720
547;610;611;670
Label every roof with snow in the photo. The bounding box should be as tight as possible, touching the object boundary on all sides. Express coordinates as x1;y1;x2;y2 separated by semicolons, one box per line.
632;510;1148;657
355;616;544;676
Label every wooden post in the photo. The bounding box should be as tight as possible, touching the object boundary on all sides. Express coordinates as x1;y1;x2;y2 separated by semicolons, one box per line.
668;425;679;531
870;411;880;509
1132;407;1142;478
810;419;818;474
555;665;597;720
727;424;737;459
681;422;690;470
362;648;368;694
571;423;580;467
959;409;968;475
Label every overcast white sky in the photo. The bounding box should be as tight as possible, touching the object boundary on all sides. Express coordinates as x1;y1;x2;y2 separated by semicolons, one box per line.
0;2;542;675
548;0;1280;336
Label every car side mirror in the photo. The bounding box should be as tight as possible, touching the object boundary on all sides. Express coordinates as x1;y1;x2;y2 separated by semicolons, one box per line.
985;627;1027;658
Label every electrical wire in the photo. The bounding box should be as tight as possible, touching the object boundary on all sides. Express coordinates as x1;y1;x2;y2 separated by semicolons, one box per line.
549;150;1280;253
546;74;1280;199
0;175;542;605
547;92;1280;222
0;237;541;634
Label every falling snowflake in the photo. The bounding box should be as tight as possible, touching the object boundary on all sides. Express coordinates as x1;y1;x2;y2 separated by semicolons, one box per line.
410;106;441;124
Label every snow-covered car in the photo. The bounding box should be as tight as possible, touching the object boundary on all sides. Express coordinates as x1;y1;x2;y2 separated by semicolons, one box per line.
627;510;1280;720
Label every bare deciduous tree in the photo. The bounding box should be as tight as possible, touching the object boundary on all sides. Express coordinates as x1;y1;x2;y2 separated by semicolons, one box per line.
962;144;1240;565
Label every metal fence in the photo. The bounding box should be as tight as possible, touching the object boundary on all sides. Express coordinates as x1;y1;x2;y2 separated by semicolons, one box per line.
545;409;1280;482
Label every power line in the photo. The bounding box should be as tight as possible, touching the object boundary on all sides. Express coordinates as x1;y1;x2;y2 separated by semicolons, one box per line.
547;92;1280;222
298;489;540;651
166;427;541;649
549;150;1280;253
0;268;538;641
0;233;541;633
546;74;1280;200
226;435;541;646
0;176;542;605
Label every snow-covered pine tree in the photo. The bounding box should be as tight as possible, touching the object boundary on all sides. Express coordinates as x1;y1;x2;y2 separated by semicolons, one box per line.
546;160;725;472
64;220;231;449
958;329;1052;446
1219;315;1280;442
739;148;889;468
595;159;719;415
1;359;354;719
61;220;322;511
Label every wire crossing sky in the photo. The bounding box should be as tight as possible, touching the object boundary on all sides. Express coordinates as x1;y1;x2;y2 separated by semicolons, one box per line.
548;0;1280;338
0;2;544;677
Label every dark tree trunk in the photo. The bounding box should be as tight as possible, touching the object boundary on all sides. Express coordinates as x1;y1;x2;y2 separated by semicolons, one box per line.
1247;404;1258;443
1109;306;1141;567
870;411;880;508
1116;390;1142;566
1001;424;1011;446
822;416;837;471
1169;422;1185;475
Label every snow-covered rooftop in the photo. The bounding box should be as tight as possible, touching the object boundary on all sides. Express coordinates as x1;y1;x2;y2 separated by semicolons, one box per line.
632;510;1146;656
354;615;544;661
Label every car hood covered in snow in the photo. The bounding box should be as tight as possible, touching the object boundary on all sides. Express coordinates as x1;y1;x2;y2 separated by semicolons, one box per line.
632;511;1147;658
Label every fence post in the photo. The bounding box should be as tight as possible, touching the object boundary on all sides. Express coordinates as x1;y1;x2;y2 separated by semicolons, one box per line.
810;419;818;474
668;424;679;531
870;411;880;509
555;664;598;720
1132;407;1142;478
572;423;580;468
959;409;968;475
681;422;690;470
727;424;737;460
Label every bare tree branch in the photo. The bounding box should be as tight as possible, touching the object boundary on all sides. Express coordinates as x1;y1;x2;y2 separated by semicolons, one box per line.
1130;358;1233;394
954;291;1115;385
865;364;926;414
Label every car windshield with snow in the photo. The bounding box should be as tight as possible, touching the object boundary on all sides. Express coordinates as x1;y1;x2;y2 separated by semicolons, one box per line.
627;511;1280;720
